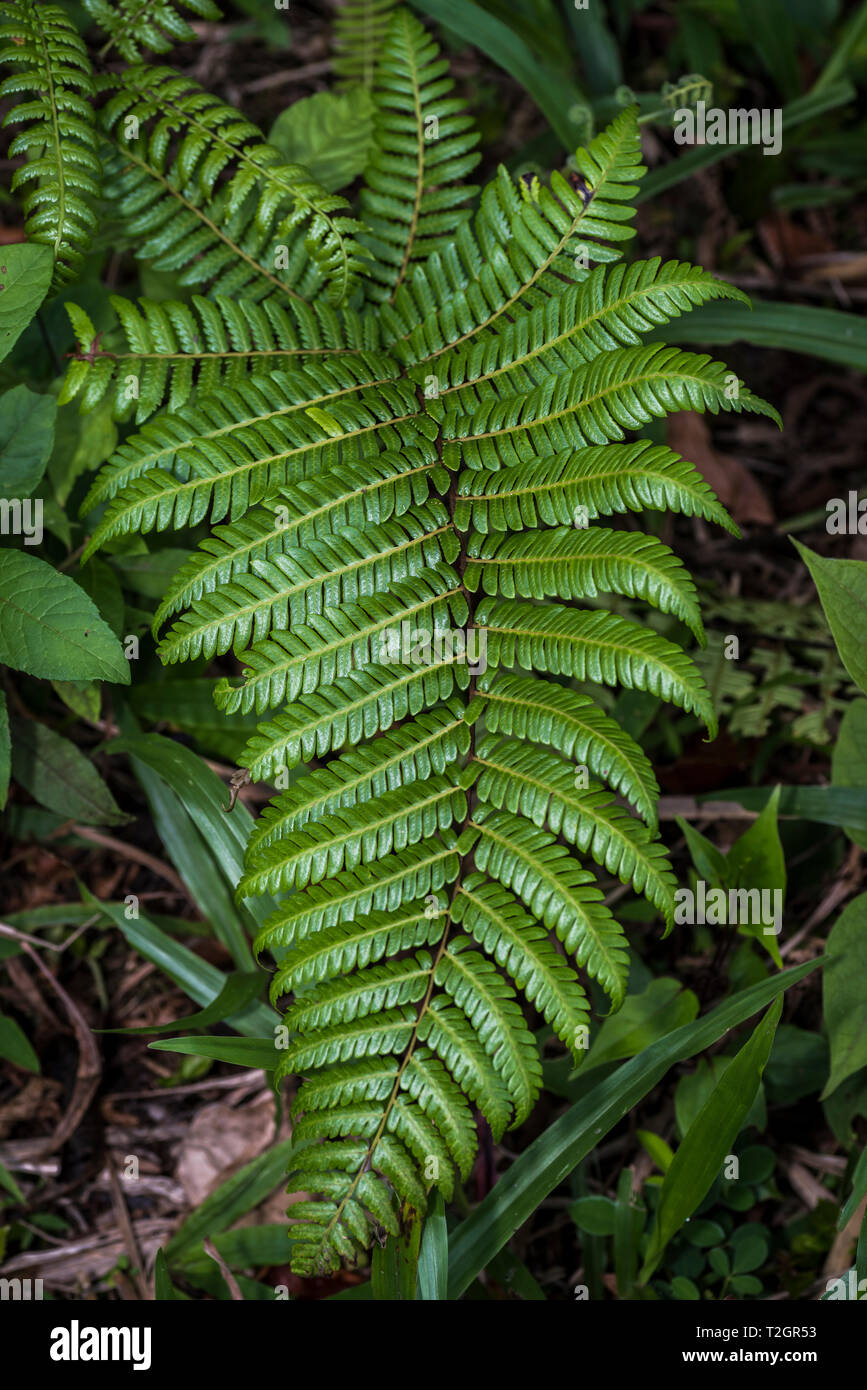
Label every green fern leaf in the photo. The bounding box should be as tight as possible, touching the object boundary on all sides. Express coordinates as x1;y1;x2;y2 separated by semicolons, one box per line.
0;0;100;290
359;7;480;302
83;0;222;62
333;0;400;89
74;82;780;1275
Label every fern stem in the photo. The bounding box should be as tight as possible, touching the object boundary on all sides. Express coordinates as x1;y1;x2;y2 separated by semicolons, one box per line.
388;9;426;303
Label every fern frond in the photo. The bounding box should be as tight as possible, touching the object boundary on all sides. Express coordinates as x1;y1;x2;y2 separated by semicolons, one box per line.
253;835;461;955
80;364;427;556
0;0;100;290
435;937;542;1126
272;908;444;995
100;64;369;303
359;8;480;302
474;736;676;924
443;345;781;472
213;569;466;713
468;807;630;1006
60;291;382;422
470;671;659;828
383;106;645;363
247;703;470;856
152;446;442;632
83;0;222;62
452;876;590;1059
238;653;470;781
75;93;779;1275
243;774;468;895
454;440;738;536
465;526;705;640
333;0;399;89
158;503;457;663
428;259;750;411
478;597;717;735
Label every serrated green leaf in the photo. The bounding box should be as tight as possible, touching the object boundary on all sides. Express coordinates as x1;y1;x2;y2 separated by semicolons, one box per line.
0;385;57;499
0;551;130;683
10;716;129;826
0;243;53;362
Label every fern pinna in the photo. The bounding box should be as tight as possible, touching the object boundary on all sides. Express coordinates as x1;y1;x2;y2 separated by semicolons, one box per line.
36;3;779;1275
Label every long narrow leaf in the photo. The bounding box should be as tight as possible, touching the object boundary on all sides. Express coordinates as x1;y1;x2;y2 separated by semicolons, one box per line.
446;959;819;1297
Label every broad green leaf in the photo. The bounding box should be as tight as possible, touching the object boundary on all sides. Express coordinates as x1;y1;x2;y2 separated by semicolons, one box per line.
76;557;125;638
676;818;728;884
0;1012;39;1073
10;717;129;826
111;549;190;600
0;551;130;683
636;1129;674;1173
824;1066;867;1146
793;540;867;693
446;960;817;1297
0;386;57;499
0;690;8;810
659;299;867;374
582;977;699;1072
614;1165;644;1299
570;1194;616;1236
725;785;785;967
822;891;867;1098
51;680;101;723
175;1225;294;1272
269;88;376;191
483;1247;545;1300
730;1228;769;1274
764;1024;829;1106
831;700;867;849
699;783;867;832
129;679;260;763
639;998;782;1282
0;243;53;363
125;735;255;970
416;1191;448;1300
48;396;117;506
675;1055;766;1139
149;1035;278;1069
